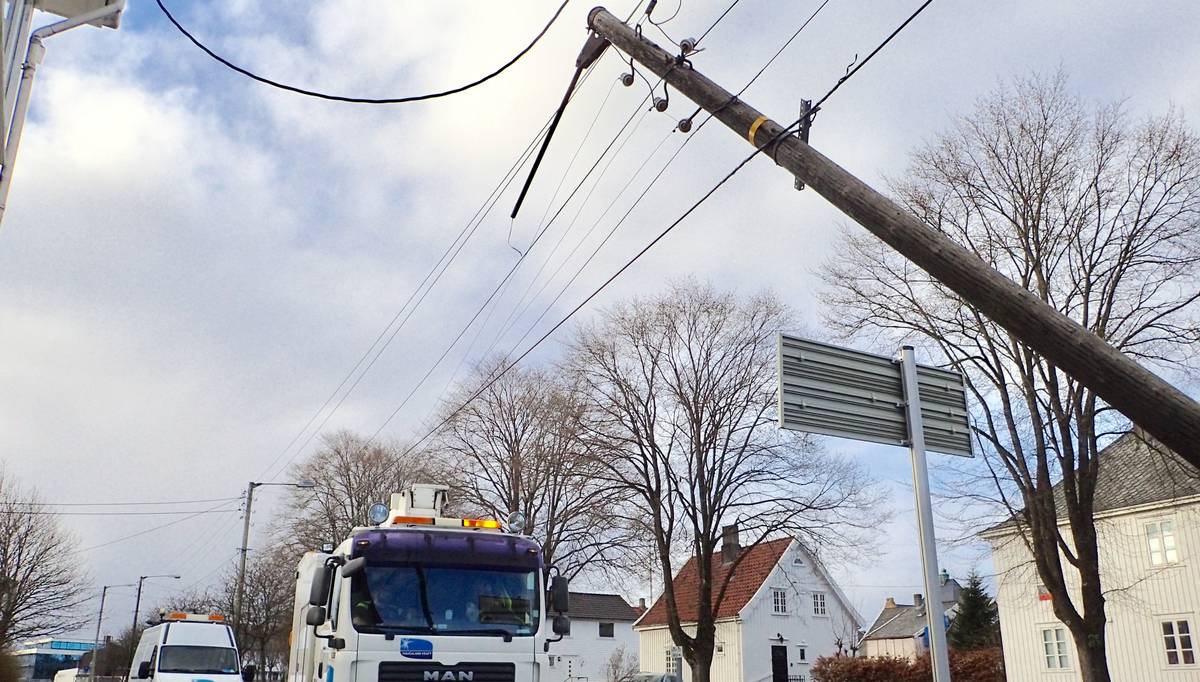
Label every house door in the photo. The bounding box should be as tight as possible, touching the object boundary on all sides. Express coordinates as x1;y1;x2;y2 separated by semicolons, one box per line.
771;645;789;682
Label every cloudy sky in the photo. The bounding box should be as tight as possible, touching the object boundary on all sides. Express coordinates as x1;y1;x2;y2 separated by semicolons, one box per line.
2;0;1199;638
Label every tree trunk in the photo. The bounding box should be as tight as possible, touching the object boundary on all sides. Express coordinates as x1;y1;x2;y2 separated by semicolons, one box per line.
1069;622;1111;682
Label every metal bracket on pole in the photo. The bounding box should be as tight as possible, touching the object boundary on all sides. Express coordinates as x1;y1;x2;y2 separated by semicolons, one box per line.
898;346;952;682
794;99;812;191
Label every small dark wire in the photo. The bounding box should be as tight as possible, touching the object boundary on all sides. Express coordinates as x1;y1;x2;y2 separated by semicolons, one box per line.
155;0;570;104
400;0;935;457
696;0;743;46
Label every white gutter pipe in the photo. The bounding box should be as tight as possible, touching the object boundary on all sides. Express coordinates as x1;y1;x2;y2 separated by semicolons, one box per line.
0;0;124;228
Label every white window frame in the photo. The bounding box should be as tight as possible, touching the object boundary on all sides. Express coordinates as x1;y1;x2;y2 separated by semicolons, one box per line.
812;591;827;616
1040;626;1071;670
665;646;683;674
1161;618;1197;667
772;588;789;615
715;641;725;656
1146;518;1181;567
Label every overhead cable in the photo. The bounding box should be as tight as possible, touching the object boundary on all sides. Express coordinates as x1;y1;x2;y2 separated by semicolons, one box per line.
78;500;239;553
256;63;606;483
401;0;935;457
155;0;570;104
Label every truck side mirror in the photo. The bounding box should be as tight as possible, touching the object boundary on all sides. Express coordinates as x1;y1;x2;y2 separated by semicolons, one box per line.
306;606;327;626
137;662;151;679
241;664;256;682
341;557;366;578
550;575;570;613
552;615;571;636
309;564;333;606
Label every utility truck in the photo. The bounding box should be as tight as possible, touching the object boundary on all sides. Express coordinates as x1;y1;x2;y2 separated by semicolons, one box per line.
288;484;572;682
129;612;253;682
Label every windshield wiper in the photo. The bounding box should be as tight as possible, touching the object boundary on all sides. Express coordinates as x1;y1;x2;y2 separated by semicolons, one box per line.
443;628;514;642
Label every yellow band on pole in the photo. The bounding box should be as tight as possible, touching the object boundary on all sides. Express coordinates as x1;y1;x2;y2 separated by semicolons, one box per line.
747;115;768;146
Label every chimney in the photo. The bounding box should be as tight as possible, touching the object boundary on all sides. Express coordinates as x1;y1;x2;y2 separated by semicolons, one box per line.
639;598;646;609
884;597;896;609
913;593;924;608
721;524;741;564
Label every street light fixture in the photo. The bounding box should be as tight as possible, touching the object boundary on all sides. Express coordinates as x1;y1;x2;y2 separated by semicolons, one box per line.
131;574;181;632
234;479;317;628
90;582;135;682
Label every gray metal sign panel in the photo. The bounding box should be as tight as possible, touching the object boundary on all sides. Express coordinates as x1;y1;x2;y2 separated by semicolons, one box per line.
777;335;972;457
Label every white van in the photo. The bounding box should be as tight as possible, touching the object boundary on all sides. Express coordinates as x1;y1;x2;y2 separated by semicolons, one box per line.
129;612;253;682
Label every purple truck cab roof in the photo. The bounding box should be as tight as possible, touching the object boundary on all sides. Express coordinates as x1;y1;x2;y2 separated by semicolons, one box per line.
349;528;543;570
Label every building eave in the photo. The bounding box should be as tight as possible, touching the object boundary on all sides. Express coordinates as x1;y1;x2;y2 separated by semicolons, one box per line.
979;493;1200;541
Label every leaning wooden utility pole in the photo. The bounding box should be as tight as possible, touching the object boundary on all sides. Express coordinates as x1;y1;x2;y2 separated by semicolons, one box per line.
586;7;1200;465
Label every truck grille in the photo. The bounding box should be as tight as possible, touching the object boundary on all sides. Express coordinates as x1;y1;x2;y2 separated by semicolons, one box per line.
378;661;516;682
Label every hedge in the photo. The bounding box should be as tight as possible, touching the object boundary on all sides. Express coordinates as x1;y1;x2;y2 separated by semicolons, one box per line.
811;648;1004;682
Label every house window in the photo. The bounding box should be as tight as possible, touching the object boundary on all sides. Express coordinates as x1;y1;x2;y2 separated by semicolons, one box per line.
1041;627;1070;669
665;647;682;674
715;641;725;656
1162;620;1196;666
599;622;614;638
1147;520;1180;566
772;588;788;614
812;592;827;616
797;647;806;662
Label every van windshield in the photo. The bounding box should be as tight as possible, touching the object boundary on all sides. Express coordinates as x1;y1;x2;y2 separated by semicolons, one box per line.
157;646;239;674
350;565;539;637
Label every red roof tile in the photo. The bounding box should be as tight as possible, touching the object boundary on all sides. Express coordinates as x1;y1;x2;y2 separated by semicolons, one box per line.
637;537;793;628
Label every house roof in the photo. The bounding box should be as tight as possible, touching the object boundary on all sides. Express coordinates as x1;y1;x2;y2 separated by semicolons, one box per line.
985;433;1200;535
861;579;962;642
636;537;793;628
568;592;640;621
862;603;926;641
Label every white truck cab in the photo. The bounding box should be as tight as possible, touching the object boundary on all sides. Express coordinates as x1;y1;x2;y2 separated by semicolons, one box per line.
129;613;253;682
289;484;573;682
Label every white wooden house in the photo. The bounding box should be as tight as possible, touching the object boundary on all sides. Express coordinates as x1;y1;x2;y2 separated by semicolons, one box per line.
982;433;1200;680
635;528;862;682
548;592;641;682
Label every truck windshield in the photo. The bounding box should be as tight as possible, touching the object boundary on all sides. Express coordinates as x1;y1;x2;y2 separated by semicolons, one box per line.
350;565;539;637
157;646;239;674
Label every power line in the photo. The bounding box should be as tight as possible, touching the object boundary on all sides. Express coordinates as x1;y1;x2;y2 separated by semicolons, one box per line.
256;61;608;482
360;97;654;447
155;0;571;104
2;508;240;517
78;500;236;553
401;0;934;457
480;0;834;377
696;0;743;45
6;495;241;507
462;0;757;371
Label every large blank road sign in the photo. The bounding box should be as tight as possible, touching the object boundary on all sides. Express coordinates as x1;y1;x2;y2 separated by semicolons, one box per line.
777;335;972;457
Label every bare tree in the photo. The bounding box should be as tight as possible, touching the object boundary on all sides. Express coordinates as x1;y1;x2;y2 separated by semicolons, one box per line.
0;469;90;647
227;546;295;676
156;547;295;678
281;430;435;552
822;71;1200;682
433;359;636;579
602;645;640;682
567;281;883;682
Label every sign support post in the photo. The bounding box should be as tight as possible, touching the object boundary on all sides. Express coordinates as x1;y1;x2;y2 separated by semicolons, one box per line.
899;345;952;682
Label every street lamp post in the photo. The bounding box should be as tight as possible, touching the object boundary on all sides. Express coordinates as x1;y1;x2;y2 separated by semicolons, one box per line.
131;574;180;633
91;583;135;682
234;480;315;629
